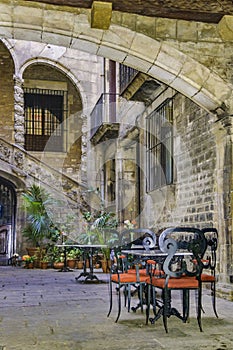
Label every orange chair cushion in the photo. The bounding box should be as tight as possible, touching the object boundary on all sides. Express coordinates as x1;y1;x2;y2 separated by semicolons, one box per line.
127;268;147;275
201;273;216;282
147;259;157;265
148;276;199;289
127;268;164;277
153;269;165;276
111;273;148;283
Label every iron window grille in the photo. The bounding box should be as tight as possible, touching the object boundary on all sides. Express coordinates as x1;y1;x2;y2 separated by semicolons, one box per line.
119;64;138;94
24;88;68;152
146;98;173;191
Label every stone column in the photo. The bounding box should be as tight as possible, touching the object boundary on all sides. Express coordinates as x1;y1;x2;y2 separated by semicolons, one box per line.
14;75;25;147
212;115;233;289
80;113;88;187
14;188;26;254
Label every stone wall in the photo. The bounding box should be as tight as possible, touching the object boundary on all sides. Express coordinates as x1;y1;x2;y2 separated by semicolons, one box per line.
140;94;217;231
173;94;216;226
0;42;14;143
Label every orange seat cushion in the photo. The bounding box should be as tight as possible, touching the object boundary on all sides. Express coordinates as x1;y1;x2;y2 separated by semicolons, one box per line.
111;273;148;283
118;255;126;259
127;268;147;275
153;269;165;276
147;259;157;265
127;268;164;277
148;276;199;289
201;274;216;282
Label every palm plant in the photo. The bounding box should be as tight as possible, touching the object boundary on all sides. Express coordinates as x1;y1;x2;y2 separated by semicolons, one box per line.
79;211;119;259
22;184;53;247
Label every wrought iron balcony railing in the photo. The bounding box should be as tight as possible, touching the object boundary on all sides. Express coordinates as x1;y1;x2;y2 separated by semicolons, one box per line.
90;93;119;143
119;64;138;95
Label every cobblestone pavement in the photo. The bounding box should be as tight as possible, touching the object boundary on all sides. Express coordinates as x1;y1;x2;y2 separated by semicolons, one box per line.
0;266;233;350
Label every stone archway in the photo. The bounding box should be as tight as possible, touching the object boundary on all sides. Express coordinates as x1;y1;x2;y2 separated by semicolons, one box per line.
0;1;232;115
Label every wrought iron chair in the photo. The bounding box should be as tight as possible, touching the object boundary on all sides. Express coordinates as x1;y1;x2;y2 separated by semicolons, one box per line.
200;227;218;317
146;227;207;333
107;228;157;322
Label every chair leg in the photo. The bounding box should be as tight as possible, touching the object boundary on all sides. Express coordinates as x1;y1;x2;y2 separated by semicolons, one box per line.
107;280;113;318
127;284;131;312
163;289;169;333
197;284;203;332
182;289;190;322
116;284;122;323
139;284;144;313
211;282;218;318
151;286;157;316
146;283;150;325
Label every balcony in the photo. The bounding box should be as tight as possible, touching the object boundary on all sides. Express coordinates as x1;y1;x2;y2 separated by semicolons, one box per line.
119;64;161;106
90;93;120;144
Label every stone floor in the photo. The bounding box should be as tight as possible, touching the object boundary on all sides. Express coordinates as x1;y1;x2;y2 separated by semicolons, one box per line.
0;266;233;350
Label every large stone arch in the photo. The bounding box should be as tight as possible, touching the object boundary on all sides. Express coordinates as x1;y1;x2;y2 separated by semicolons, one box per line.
0;2;232;115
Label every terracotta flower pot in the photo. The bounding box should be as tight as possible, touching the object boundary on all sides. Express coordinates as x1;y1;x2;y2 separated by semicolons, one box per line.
26;262;34;269
67;259;76;269
53;262;64;269
76;261;84;269
40;261;49;269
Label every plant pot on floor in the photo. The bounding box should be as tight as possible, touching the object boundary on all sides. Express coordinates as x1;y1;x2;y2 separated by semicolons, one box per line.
53;262;64;269
67;259;76;269
76;261;84;269
40;261;49;269
26;247;45;268
25;262;34;269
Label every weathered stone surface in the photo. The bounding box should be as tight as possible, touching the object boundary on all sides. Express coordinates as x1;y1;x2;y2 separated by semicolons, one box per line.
91;1;112;30
217;15;233;41
0;267;233;349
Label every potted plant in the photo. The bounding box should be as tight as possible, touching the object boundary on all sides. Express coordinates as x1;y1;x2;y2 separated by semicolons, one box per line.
53;255;64;269
40;255;50;269
22;184;53;246
67;248;81;269
82;211;119;272
22;254;36;269
45;245;64;269
22;184;54;266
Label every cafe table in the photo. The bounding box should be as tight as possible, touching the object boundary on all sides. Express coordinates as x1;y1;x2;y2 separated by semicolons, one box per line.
121;248;193;270
74;244;108;283
121;248;192;258
56;243;108;281
55;244;82;272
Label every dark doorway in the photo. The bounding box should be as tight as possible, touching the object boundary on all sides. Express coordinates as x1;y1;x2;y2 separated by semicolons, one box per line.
0;177;16;265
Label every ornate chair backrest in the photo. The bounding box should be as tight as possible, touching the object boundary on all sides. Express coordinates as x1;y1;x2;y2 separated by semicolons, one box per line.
201;227;218;272
158;227;207;278
120;228;157;250
111;228;157;274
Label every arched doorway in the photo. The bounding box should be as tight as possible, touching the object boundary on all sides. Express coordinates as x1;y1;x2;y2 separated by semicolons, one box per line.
0;176;16;265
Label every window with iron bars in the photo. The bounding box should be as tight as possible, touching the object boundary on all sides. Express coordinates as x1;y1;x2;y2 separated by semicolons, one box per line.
119;64;138;94
146;98;173;191
24;88;67;152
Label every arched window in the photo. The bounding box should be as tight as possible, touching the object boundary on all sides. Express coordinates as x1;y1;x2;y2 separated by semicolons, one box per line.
24;88;67;152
